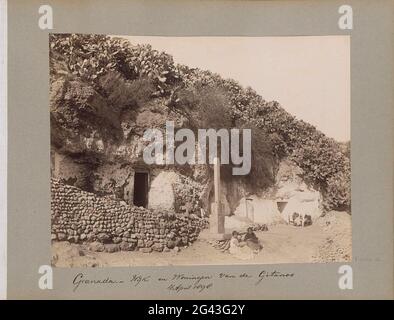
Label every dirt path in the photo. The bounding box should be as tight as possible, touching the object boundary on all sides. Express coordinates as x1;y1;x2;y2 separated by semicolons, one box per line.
52;211;351;267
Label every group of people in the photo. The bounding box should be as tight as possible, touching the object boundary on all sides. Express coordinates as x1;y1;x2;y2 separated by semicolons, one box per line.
229;227;262;260
288;212;312;227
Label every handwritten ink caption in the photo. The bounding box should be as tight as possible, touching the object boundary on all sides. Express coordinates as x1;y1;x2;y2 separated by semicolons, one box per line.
71;270;295;293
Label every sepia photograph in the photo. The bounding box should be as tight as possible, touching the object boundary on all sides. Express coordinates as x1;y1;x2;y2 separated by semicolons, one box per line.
49;34;351;268
4;0;394;302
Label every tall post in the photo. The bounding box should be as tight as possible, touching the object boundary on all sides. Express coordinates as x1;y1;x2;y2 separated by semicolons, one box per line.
210;157;225;234
214;157;220;208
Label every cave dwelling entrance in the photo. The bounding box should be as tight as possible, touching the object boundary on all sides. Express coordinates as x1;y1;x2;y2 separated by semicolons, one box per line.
133;171;149;208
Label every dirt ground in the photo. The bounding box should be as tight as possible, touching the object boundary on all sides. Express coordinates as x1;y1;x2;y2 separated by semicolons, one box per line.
52;211;351;267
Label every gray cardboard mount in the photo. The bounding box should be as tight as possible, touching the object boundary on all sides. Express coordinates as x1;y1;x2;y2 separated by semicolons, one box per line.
7;0;394;299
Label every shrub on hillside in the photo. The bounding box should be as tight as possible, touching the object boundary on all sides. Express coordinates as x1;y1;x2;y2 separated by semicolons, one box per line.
98;71;155;110
246;125;276;189
195;87;233;129
324;169;351;211
50;34;180;95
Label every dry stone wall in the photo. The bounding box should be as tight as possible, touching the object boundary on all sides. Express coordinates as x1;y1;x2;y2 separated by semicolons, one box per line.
51;178;208;252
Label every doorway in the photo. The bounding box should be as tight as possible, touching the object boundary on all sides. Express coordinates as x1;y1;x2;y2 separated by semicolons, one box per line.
277;201;288;213
133;172;149;208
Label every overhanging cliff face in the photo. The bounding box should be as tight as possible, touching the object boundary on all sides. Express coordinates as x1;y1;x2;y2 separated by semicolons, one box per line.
50;72;185;160
50;77;122;157
50;74;323;224
50;73;205;204
50;75;140;196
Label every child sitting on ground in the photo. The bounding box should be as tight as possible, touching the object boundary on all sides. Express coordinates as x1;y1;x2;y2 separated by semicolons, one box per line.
243;227;263;253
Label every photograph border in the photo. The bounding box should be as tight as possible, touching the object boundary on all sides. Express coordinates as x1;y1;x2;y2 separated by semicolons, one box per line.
7;0;394;299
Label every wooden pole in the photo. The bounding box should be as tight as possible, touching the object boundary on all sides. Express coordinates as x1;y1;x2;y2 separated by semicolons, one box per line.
214;157;220;207
211;157;224;234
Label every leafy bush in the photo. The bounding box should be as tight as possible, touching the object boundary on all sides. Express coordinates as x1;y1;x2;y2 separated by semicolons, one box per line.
50;34;122;82
324;169;351;211
63;80;96;109
339;141;350;158
50;33;180;95
195;87;232;129
243;124;276;189
98;71;155;110
172;87;200;111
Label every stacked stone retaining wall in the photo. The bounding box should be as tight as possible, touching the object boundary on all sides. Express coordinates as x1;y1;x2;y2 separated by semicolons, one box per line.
51;178;208;252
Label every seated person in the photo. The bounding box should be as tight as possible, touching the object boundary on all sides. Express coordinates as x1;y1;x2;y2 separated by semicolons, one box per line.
229;231;254;260
243;227;262;252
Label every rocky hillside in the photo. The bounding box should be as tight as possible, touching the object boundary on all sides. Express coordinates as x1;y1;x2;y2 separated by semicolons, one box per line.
49;33;350;211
